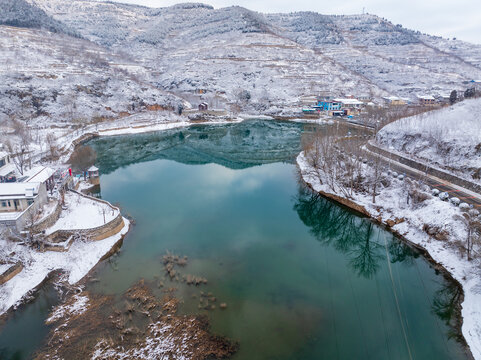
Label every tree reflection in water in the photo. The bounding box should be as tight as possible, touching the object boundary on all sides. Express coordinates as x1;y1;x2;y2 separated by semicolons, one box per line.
293;184;422;279
432;281;464;343
294;183;465;346
293;185;383;278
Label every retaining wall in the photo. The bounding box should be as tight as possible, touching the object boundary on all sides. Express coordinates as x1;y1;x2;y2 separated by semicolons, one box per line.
0;262;23;285
32;201;62;233
47;190;125;242
367;141;481;194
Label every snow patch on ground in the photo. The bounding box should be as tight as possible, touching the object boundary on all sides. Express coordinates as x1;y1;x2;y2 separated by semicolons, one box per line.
45;191;118;235
0;264;10;275
91;322;191;360
0;218;129;315
377;98;481;182
47;293;89;324
297;151;481;360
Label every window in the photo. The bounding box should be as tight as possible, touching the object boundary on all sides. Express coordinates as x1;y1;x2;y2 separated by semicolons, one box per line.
1;201;6;207
0;158;5;167
27;199;34;206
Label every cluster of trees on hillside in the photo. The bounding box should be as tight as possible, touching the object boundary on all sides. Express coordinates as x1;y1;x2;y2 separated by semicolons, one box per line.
0;0;78;37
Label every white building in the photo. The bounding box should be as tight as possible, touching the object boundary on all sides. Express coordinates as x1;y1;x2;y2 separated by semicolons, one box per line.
0;162;55;231
417;95;436;106
0;182;48;231
21;166;56;193
382;96;407;106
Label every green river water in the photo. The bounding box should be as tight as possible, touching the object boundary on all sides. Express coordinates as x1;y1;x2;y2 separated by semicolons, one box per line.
0;120;471;360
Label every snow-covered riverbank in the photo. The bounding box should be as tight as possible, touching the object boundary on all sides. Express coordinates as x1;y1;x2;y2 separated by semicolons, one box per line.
297;151;481;360
0;216;129;315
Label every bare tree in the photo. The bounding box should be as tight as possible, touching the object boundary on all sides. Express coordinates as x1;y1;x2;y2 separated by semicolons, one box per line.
461;211;481;260
5;135;31;176
303;127;364;199
45;133;59;160
69;145;97;180
369;154;383;203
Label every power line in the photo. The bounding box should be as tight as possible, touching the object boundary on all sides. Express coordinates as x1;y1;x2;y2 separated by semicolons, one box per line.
383;234;414;360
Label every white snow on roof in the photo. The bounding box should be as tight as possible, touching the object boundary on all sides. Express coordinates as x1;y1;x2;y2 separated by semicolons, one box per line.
88;166;99;172
0;151;8;159
0;182;40;199
333;98;363;105
0;212;22;221
23;166;55;184
0;163;15;177
417;95;435;100
382;96;404;101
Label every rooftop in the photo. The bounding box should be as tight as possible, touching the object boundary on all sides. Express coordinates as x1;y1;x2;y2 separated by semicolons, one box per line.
0;182;40;200
0;163;15;177
23;166;55;183
417;95;435;100
334;98;363;105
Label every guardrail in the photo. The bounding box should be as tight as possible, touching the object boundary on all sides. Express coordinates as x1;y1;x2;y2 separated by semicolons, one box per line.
367;140;481;194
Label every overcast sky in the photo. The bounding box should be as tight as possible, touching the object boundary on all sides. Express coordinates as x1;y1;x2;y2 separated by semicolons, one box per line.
110;0;481;44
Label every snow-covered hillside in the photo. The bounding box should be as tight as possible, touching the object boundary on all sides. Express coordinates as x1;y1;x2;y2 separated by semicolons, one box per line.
0;0;78;37
377;98;481;182
25;0;481;108
0;25;184;125
0;0;479;122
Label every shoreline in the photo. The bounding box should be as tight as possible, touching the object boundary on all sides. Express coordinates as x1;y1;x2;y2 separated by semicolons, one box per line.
3;115;477;357
297;152;479;360
0;217;131;319
1;114;239;320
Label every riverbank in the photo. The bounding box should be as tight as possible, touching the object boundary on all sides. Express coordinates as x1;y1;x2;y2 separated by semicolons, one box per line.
297;151;481;360
0;113;245;318
57;111;244;162
0;208;130;317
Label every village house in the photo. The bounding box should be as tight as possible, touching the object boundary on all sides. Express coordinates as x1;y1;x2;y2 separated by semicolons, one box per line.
0;182;46;213
315;99;342;111
382;96;407;106
0;182;48;231
470;80;481;91
0;164;56;231
334;98;364;114
21;166;55;193
417;95;436;106
0;151;16;183
198;102;208;111
436;94;452;104
357;94;372;103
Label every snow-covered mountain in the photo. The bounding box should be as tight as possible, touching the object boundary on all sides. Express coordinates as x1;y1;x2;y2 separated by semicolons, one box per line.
377;98;481;182
2;0;481;123
0;0;78;36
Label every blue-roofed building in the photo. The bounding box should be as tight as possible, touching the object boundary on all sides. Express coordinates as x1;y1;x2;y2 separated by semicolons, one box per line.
316;100;342;111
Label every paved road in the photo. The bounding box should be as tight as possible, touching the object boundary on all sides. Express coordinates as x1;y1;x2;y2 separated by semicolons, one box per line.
363;146;481;210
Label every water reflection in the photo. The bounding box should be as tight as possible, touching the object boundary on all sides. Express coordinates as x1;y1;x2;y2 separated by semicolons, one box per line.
433;281;464;342
293;181;466;352
293;185;382;278
90;120;304;174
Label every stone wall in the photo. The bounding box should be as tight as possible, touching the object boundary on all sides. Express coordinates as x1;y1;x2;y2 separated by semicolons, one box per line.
47;214;124;242
47;190;125;242
71;132;99;148
0;262;23;285
32;201;62;233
